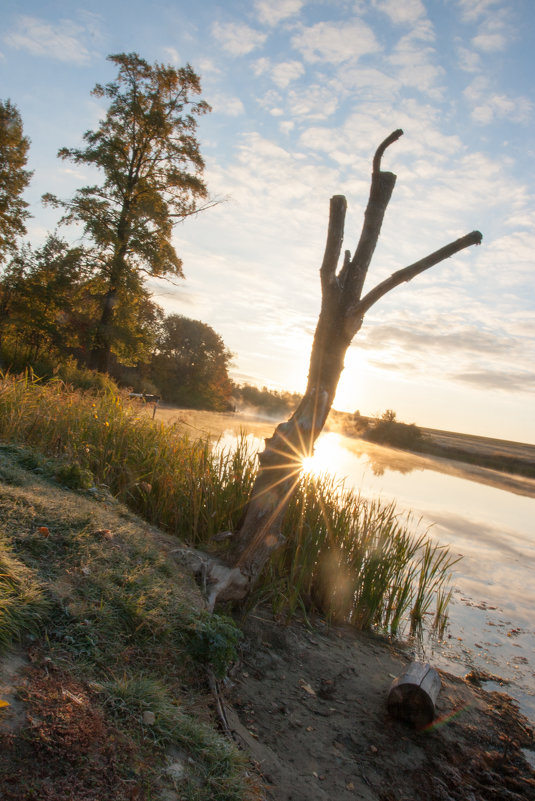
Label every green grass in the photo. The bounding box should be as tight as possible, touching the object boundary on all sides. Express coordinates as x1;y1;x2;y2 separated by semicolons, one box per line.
0;371;458;636
98;675;248;799
0;371;256;544
0;445;253;800
265;475;458;635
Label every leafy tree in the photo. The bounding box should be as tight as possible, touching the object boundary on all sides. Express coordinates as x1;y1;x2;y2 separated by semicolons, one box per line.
0;100;32;261
235;384;301;417
44;52;211;372
152;314;233;410
0;234;89;361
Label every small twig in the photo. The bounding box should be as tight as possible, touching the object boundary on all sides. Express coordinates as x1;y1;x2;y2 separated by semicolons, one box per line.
206;667;232;736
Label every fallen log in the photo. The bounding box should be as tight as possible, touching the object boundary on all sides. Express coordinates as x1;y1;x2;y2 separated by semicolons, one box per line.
387;661;441;729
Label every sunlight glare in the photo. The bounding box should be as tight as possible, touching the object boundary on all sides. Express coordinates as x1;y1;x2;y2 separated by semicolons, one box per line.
300;432;343;477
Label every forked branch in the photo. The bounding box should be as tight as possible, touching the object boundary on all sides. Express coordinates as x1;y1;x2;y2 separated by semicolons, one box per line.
204;129;483;608
356;230;483;317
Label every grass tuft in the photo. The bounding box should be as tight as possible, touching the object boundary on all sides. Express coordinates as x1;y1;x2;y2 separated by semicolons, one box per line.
98;674;249;800
0;532;49;651
262;474;458;635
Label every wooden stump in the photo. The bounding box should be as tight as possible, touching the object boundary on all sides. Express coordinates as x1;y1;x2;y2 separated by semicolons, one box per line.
387;661;441;729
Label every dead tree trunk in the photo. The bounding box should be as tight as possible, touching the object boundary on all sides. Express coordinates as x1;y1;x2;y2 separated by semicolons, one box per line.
207;129;482;607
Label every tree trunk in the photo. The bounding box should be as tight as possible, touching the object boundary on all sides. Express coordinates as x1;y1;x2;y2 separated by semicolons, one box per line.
88;286;117;373
207;130;482;607
89;201;131;373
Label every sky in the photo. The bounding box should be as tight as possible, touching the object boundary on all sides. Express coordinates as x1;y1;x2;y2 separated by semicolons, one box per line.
1;0;534;443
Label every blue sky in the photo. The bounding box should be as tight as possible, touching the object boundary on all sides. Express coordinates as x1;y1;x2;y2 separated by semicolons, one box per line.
1;0;534;442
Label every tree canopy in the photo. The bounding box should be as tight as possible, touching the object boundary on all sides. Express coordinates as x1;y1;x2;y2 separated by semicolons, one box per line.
0;235;90;361
44;52;211;372
0;100;32;261
151;315;233;410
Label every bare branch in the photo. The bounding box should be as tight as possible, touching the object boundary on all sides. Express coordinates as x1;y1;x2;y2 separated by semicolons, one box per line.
343;131;403;301
373;128;403;174
320;194;347;292
355;230;483;317
168;196;227;219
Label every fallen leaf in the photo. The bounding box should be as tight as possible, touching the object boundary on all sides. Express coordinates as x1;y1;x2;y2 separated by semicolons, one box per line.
300;682;316;697
0;699;10;708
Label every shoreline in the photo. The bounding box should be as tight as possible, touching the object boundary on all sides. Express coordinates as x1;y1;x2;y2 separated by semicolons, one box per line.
227;608;535;801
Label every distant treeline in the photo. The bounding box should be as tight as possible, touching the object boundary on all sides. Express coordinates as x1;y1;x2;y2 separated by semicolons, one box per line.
332;409;535;480
232;384;302;417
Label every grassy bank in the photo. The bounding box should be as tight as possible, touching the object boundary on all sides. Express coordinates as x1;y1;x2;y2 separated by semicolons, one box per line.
0;445;252;800
0;372;458;636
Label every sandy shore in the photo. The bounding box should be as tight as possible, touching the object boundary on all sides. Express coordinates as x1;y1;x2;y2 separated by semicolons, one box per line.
225;609;535;800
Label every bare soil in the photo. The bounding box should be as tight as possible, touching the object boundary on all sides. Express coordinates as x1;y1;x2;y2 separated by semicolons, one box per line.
225;610;535;801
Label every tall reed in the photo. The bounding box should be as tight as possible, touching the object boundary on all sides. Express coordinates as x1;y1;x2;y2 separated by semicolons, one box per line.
262;473;458;634
0;372;459;635
0;372;255;543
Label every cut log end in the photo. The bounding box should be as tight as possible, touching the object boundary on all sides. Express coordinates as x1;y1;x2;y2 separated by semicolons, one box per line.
387;661;441;729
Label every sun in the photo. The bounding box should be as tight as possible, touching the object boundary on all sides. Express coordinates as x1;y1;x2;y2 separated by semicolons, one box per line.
301;454;321;475
300;433;343;477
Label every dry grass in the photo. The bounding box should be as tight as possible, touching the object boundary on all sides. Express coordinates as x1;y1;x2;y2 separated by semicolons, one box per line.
0;372;458;636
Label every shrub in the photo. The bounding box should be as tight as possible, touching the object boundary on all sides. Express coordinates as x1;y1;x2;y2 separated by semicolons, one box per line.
187;611;242;678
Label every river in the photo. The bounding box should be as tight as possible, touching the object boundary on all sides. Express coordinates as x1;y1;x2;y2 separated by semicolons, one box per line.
158;407;535;726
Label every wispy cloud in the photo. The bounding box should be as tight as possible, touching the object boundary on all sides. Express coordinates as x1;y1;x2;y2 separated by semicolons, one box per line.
253;57;305;88
453;369;535;392
208;93;245;116
336;65;399;101
475;231;535;288
162;46;181;65
357;314;535;396
360;322;516;357
455;45;481;72
4;14;101;64
285;82;340;120
464;77;532;124
372;0;427;26
271;60;305;88
470;5;513;52
472;30;507;52
254;0;304;27
291;20;381;64
387;27;444;98
457;0;503;24
211;21;267;55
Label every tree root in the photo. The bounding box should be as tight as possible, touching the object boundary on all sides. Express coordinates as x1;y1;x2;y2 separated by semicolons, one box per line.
169;546;249;610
